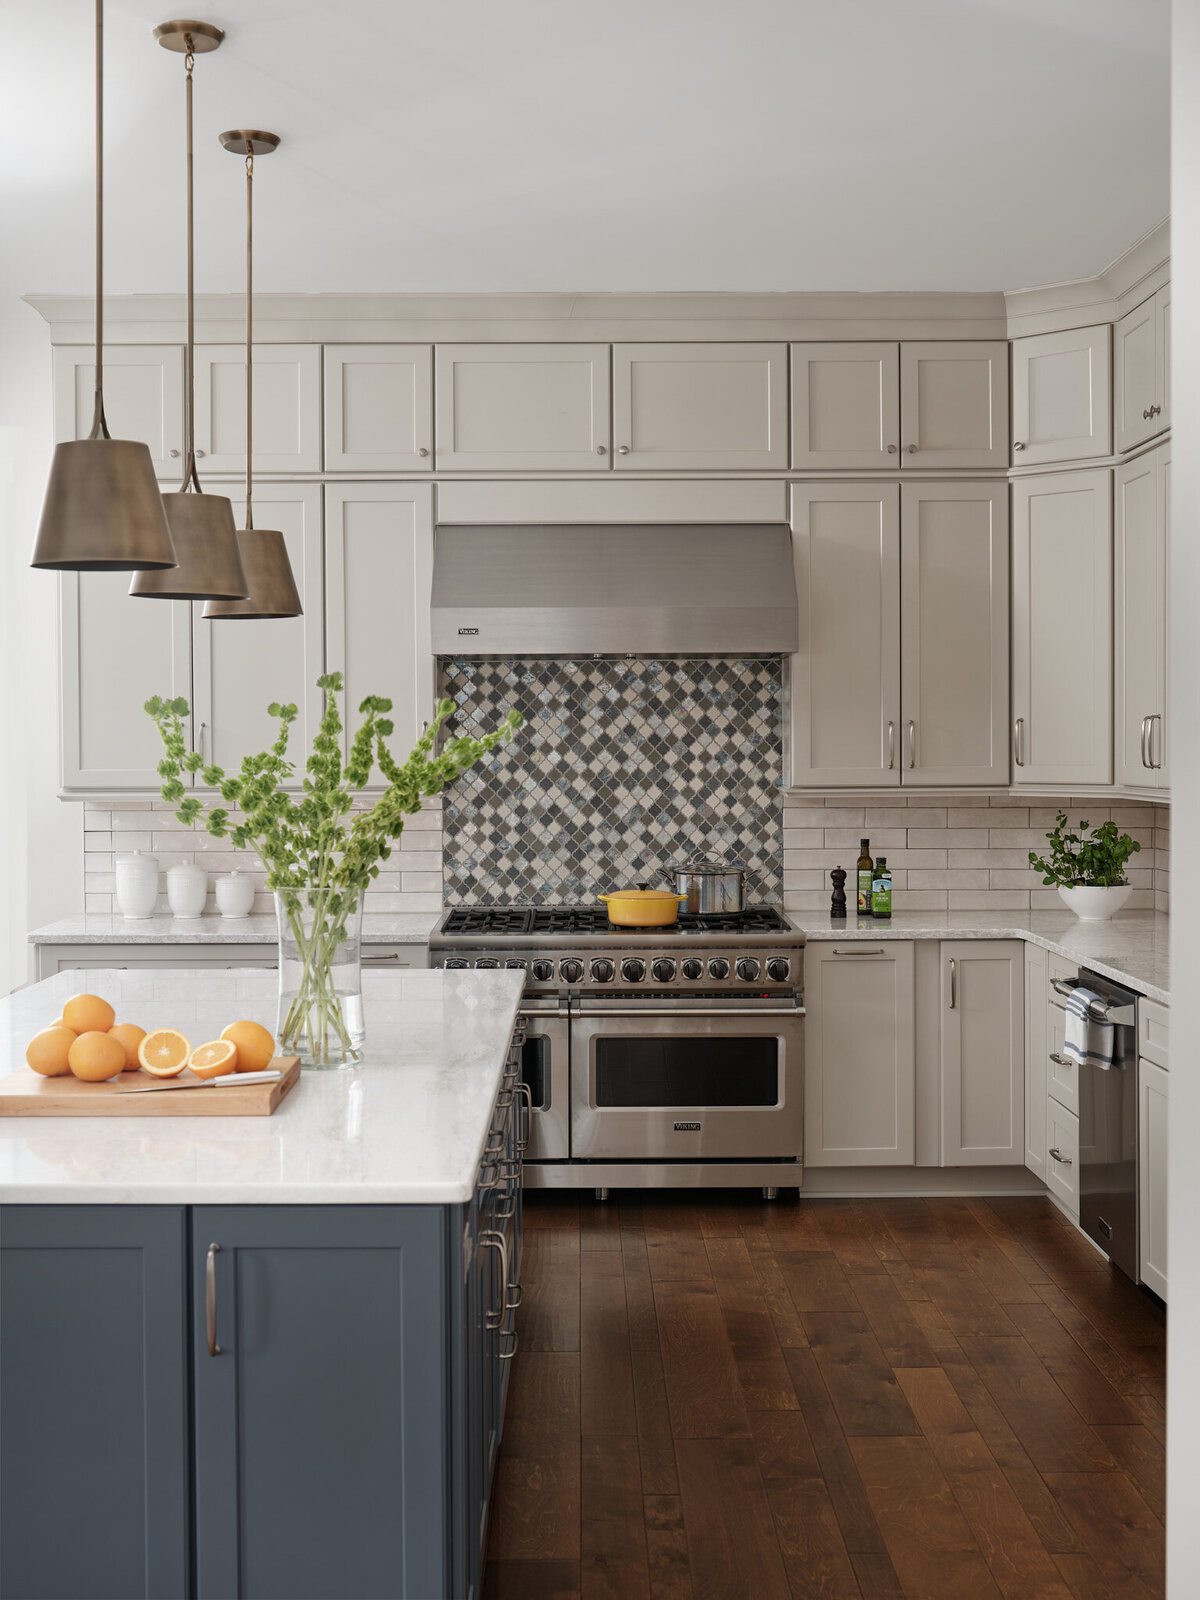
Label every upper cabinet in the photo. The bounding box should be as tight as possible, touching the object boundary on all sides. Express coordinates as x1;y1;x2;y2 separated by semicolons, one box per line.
192;344;323;474
1011;470;1112;787
323;345;433;472
612;343;788;470
790;343;900;469
1115;286;1170;452
1115;444;1169;788
790;341;1008;470
435;344;610;470
1011;325;1111;465
899;342;1009;469
53;344;184;477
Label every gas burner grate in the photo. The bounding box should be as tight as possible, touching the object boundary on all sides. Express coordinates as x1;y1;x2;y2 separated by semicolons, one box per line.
440;904;792;937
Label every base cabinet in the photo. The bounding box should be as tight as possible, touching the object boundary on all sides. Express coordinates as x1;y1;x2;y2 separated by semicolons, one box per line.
940;942;1024;1165
1139;1054;1169;1301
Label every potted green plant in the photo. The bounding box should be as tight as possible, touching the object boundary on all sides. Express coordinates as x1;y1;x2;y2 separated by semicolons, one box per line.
1028;812;1141;921
147;674;520;1067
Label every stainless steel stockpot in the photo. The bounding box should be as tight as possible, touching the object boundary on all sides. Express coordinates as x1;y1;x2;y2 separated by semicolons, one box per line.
663;856;746;915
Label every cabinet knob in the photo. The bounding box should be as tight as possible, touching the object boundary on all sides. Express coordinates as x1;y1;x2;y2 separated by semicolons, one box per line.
595;445;607;455
886;444;898;454
1013;441;1026;451
617;445;630;455
196;448;207;458
904;444;918;454
169;448;181;458
1151;404;1162;417
418;446;430;458
1143;408;1153;420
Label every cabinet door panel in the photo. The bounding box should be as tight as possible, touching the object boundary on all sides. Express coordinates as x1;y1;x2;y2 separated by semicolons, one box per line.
1114;297;1158;452
435;344;610;470
1155;446;1170;785
1139;1057;1169;1299
54;343;184;475
900;342;1008;468
804;942;915;1166
194;344;322;473
614;342;787;470
900;482;1009;786
789;483;901;788
325;484;434;773
324;344;433;471
1156;284;1172;435
62;572;192;789
1115;453;1163;787
0;1206;189;1600
1046;1096;1080;1215
941;941;1024;1165
193;1206;448;1600
1011;471;1112;786
1024;942;1048;1180
191;486;323;782
790;342;899;469
1011;325;1111;465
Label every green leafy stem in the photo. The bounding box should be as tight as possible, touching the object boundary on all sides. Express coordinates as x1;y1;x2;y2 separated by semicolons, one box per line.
1028;811;1141;888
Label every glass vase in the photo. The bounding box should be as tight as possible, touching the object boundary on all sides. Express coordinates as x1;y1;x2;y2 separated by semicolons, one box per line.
275;886;365;1068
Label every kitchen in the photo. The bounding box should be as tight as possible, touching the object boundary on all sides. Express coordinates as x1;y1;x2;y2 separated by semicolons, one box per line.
0;3;1194;1597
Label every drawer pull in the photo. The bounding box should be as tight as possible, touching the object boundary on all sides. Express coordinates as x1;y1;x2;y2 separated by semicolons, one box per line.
1049;1146;1073;1167
1049;1052;1073;1068
205;1243;221;1356
832;948;886;957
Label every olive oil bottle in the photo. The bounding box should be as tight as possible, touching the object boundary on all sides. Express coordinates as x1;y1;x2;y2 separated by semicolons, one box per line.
856;839;873;915
872;856;892;919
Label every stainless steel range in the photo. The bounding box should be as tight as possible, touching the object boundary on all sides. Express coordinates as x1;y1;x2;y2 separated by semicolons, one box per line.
430;905;805;1198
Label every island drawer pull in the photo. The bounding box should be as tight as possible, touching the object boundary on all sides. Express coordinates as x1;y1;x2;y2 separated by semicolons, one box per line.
499;1326;519;1361
1049;1146;1073;1167
833;948;885;957
514;1082;533;1153
480;1229;508;1329
1049;1052;1074;1069
206;1243;221;1356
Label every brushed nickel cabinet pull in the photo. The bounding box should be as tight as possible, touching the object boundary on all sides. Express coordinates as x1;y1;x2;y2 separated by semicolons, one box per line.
1150;713;1163;769
417;446;430;457
617;445;630;455
833;948;886;957
886;720;895;770
1143;408;1153;420
949;957;957;1010
595;445;607;455
1012;717;1025;768
1013;441;1026;451
906;720;916;769
1049;1146;1073;1166
1141;715;1151;769
206;1242;221;1355
886;444;898;454
480;1230;508;1330
905;444;918;454
1049;1052;1073;1068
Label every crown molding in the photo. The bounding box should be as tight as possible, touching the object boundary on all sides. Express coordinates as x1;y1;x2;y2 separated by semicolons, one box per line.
1004;219;1170;337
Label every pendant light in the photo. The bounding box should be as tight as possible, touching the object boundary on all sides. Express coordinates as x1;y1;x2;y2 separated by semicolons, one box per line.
131;20;247;601
31;1;176;572
203;131;302;620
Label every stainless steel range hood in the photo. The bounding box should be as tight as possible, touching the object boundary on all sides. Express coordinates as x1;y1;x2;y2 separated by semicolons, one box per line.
431;524;798;656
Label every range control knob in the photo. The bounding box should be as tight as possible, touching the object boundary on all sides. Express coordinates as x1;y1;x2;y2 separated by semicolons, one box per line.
708;957;730;980
621;957;646;983
736;957;761;982
651;957;676;983
591;958;615;983
559;958;584;984
505;958;528;971
530;959;554;982
681;957;704;980
444;958;468;969
766;957;790;983
475;957;499;969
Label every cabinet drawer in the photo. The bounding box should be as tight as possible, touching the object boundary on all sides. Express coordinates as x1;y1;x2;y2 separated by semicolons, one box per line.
1046;1007;1078;1116
1045;1095;1080;1216
1047;953;1078;1009
1138;997;1169;1068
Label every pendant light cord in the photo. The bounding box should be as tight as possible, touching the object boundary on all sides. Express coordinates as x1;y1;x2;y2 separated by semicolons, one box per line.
180;39;202;493
88;0;110;440
244;147;254;530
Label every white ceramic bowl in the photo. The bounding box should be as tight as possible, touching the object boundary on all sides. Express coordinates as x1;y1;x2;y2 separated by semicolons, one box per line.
1057;884;1134;922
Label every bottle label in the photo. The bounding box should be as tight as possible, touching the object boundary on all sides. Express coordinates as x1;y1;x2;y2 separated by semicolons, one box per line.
872;875;892;917
857;869;872;913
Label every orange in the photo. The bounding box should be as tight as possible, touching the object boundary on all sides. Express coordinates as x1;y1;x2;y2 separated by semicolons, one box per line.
26;1025;77;1077
108;1023;147;1071
137;1028;192;1078
220;1020;276;1072
62;993;115;1035
67;1031;126;1082
189;1039;238;1080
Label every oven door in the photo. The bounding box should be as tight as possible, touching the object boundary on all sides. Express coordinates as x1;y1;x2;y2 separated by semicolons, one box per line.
570;1001;804;1160
519;999;571;1161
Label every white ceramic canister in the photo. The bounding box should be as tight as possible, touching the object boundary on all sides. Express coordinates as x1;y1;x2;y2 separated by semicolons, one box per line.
215;870;256;919
115;850;160;920
166;861;208;919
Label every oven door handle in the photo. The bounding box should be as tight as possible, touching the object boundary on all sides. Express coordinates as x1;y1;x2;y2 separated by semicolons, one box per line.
572;1005;804;1018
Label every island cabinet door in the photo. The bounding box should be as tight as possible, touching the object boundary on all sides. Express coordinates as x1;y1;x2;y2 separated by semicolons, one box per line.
192;1205;450;1600
0;1205;190;1600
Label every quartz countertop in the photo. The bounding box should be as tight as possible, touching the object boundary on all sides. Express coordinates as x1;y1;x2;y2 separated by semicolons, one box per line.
28;912;439;946
789;910;1170;1003
0;968;524;1205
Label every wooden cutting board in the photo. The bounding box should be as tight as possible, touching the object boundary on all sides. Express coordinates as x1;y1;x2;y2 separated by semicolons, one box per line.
0;1057;301;1117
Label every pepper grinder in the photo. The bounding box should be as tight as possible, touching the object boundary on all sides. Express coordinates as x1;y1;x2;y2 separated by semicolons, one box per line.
830;865;848;918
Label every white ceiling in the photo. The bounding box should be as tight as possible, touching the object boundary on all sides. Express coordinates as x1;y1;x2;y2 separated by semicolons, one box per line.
0;0;1170;300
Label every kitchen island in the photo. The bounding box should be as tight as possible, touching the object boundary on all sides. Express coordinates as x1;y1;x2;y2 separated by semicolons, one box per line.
0;967;525;1600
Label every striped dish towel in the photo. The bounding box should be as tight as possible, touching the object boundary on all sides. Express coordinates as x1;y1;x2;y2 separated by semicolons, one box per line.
1063;987;1115;1070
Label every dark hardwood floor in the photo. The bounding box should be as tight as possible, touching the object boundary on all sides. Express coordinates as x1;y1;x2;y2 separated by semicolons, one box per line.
483;1191;1166;1600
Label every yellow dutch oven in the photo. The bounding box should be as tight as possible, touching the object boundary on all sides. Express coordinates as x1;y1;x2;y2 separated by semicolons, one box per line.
598;886;689;927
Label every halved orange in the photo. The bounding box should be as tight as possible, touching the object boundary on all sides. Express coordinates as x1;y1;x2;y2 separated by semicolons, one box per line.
137;1028;192;1078
189;1039;238;1080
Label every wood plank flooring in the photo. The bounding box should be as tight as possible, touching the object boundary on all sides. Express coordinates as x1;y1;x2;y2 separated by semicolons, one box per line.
483;1192;1165;1600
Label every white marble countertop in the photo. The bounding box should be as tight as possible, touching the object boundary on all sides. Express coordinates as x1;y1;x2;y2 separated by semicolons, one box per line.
789;909;1170;1003
0;968;524;1205
28;912;439;946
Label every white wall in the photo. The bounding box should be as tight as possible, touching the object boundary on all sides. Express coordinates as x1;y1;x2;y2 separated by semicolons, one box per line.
1169;4;1200;1592
0;299;81;994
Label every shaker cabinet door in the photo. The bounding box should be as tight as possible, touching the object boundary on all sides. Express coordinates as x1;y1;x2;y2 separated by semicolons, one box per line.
789;483;901;789
191;484;324;784
790;341;900;469
1115;451;1166;788
1138;1057;1169;1300
940;941;1024;1166
324;344;433;471
435;344;611;470
54;343;184;476
1011;324;1111;465
612;342;788;470
193;344;323;474
899;341;1009;469
1114;295;1160;453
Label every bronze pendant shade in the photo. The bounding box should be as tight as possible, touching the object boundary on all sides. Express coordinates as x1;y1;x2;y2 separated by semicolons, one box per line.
31;1;175;573
203;129;302;621
131;20;247;602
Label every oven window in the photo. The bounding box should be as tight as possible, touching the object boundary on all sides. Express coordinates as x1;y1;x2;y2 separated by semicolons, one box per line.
594;1038;778;1108
521;1033;550;1110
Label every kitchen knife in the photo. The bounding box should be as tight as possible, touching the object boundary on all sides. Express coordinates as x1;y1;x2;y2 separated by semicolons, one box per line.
111;1068;284;1094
